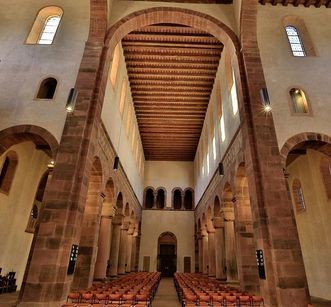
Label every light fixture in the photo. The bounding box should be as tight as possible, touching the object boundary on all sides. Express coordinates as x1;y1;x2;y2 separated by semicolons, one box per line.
66;88;78;113
218;162;224;176
113;156;120;170
47;160;55;169
260;88;272;112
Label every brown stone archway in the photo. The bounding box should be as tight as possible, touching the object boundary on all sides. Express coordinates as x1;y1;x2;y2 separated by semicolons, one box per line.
0;125;58;157
280;132;331;167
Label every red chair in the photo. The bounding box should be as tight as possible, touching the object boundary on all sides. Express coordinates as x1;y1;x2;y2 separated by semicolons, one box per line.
252;296;264;306
109;293;122;305
94;293;108;304
239;295;251;307
198;294;210;306
67;292;80;303
212;295;224;306
81;293;93;304
224;295;237;307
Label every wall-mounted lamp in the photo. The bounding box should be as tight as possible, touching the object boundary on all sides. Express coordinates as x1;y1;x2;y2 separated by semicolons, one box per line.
260;88;272;112
47;160;55;170
66;88;78;113
218;162;224;176
113;156;120;170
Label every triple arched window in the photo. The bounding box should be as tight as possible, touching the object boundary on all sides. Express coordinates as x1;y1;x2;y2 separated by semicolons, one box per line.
26;6;63;45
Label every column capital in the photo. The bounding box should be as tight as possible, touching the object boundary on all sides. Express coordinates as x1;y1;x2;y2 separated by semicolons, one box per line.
112;215;123;226
213;216;225;228
223;208;235;221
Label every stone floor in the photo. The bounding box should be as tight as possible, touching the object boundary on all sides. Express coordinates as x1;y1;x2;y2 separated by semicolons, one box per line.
153;277;181;307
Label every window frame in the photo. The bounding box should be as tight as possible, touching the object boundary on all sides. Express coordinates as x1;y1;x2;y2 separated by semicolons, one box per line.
285;25;306;57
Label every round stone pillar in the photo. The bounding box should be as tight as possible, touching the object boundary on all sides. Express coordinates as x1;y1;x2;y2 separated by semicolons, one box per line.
201;230;209;275
109;215;123;277
224;208;238;281
214;216;226;280
197;232;203;273
207;230;216;277
125;223;135;273
118;221;129;274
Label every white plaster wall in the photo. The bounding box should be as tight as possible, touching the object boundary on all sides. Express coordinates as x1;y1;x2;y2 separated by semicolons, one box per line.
101;44;145;204
144;161;194;207
0;0;90;142
109;1;237;36
139;210;195;273
288;149;331;300
0;142;49;289
194;51;241;204
257;6;331;149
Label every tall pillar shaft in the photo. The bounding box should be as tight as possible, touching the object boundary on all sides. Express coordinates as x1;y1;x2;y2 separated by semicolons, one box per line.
207;231;216;277
224;209;237;281
202;233;209;275
94;215;113;279
131;235;137;272
126;233;133;273
197;235;203;273
118;223;129;274
214;217;226;280
109;217;122;277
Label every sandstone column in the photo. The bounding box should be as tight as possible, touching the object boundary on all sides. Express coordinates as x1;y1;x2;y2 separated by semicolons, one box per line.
109;215;123;277
125;223;135;273
197;232;203;273
201;230;209;275
131;227;139;272
181;192;185;210
94;204;115;279
214;216;226;280
153;192;157;209
207;229;216;277
118;221;129;274
224;207;238;281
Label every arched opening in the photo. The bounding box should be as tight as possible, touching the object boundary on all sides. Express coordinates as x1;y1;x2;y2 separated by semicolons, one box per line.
283;135;331;301
184;189;193;210
72;157;103;290
173;188;182;210
222;183;238;282
94;178;115;280
144;187;154;209
36;77;58;99
26;170;50;233
234;163;260;292
157;232;177;277
0;151;18;194
156;188;165;209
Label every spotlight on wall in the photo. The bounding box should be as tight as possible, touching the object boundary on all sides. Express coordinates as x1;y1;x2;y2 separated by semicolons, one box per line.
218;162;224;176
113;156;120;170
66;88;78;113
260;88;272;112
47;160;55;170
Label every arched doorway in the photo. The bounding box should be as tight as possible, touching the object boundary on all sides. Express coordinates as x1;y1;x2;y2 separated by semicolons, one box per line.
157;232;177;277
281;133;331;301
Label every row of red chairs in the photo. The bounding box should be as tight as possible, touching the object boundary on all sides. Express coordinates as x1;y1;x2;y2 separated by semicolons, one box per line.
175;273;264;306
63;272;161;307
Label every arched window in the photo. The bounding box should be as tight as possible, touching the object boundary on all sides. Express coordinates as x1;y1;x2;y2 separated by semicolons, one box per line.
292;179;306;213
119;79;127;116
289;88;309;114
0;151;18;194
173;189;182;210
320;157;331;199
36;77;57;99
145;188;154;209
156;189;165;209
184;189;193;210
230;71;239;115
285;26;305;57
220;115;226;142
110;44;120;87
26;6;63;45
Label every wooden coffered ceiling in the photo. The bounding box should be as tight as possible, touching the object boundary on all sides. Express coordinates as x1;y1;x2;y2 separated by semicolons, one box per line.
122;24;223;161
259;0;331;7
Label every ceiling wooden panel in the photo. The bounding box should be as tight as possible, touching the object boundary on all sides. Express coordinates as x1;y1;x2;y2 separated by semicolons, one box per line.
259;0;331;7
122;24;223;161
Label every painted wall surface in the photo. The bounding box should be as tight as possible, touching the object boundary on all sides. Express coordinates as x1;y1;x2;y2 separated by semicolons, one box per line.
194;50;241;204
101;43;145;204
0;0;90;142
144;161;194;207
257;5;331;149
139;210;195;273
108;1;237;36
288;149;331;300
0;142;49;289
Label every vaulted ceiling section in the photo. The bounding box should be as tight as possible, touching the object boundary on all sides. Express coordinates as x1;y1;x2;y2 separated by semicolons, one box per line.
122;24;223;161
